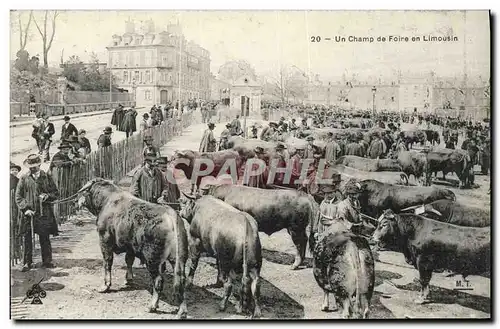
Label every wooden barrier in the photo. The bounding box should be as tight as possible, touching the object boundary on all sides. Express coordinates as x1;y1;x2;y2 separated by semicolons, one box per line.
50;111;195;223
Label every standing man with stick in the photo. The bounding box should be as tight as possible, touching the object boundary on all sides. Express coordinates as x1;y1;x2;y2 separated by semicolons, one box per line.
15;154;59;272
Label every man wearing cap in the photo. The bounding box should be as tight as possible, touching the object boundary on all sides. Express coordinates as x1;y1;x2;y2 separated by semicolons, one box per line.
245;147;269;189
324;132;342;166
97;127;113;149
38;114;55;162
11;162;21;191
60;116;78;142
143;136;161;158
200;122;217;152
230;115;243;136
49;141;75;172
155;157;181;210
130;153;168;204
15;154;59;271
78;129;91;156
219;123;232;151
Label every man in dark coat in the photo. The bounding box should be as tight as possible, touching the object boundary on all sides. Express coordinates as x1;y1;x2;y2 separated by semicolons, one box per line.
37;114;55;162
111;104;125;130
122;107;138;138
10;162;21;262
155;157;181;210
97;127;113;149
130;154;167;203
10;162;21;191
15;154;59;271
143;136;161;159
60;116;78;141
199;123;217;152
230;115;242;136
49;141;74;172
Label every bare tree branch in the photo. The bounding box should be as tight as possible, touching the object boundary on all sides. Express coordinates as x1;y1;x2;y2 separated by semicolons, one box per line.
47;11;58;51
32;10;59;68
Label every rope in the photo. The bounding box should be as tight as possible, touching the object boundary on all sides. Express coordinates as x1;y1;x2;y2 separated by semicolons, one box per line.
46;192;81;205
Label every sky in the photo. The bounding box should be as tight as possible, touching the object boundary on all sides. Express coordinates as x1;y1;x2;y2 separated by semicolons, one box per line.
10;10;490;81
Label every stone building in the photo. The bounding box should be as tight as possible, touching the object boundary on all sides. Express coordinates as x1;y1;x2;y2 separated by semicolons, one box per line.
229;76;262;116
106;20;211;107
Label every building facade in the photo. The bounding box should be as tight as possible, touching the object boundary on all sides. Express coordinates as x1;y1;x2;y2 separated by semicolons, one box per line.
230;76;262;116
106;20;211;107
210;75;231;103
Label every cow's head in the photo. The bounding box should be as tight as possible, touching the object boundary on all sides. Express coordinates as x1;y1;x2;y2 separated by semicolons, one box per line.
74;178;115;215
371;209;400;250
178;191;200;223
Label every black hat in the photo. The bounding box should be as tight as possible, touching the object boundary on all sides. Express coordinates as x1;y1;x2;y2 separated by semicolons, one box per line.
103;126;113;134
58;141;72;149
225;123;231;128
23;154;42;168
306;135;315;141
10;162;21;171
254;146;265;154
208;122;215;127
79;129;86;135
276;143;286;150
155;156;169;165
64;115;70;121
143;113;149;118
67;135;79;143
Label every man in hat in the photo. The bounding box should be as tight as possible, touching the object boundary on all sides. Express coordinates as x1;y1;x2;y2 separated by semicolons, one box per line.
49;141;75;172
219;123;232;151
31;113;45;154
140;113;152;136
78;129;91;156
60;116;78;142
66;135;83;159
230;115;242;136
260;122;276;141
250;123;259;139
15;154;59;271
367;132;386;159
324;132;342;166
305;136;323;160
38;114;55;162
290;145;305;188
143;136;161;158
289;118;298;132
97;127;113;149
478;136;490;175
130;152;168;204
271;143;289;185
199;122;217;152
278;117;288;133
11;162;21;191
155;156;181;210
122;107;138;138
245;146;269;189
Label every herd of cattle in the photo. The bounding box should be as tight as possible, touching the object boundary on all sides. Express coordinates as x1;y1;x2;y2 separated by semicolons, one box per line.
72;114;490;319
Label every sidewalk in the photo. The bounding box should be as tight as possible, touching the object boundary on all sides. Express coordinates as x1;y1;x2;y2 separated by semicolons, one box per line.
10;107;145;128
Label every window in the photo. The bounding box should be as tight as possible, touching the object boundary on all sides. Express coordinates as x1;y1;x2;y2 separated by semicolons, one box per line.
135;71;139;82
144;90;152;101
145;70;151;83
134;52;140;67
123;71;128;83
162;55;168;66
145;51;152;66
391;96;395;102
140;72;143;84
127;53;133;67
140;51;145;66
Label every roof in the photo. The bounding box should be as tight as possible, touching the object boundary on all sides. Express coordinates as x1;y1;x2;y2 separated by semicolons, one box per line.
232;76;261;88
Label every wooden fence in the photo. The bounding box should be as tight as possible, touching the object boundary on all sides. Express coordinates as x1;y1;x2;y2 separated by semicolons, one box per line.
51;111;195;222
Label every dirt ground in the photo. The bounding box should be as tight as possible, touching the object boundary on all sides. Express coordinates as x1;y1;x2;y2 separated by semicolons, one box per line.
10;120;491;320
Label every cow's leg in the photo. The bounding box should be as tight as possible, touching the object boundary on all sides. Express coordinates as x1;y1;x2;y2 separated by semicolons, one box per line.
148;264;163;313
249;268;261;318
321;291;329;311
219;269;232;312
125;252;134;285
289;228;307;270
171;256;188;319
414;258;433;304
187;238;201;286
341;298;352;318
214;258;224;288
98;235;114;293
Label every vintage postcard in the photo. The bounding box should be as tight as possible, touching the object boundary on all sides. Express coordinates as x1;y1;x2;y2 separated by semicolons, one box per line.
9;10;491;320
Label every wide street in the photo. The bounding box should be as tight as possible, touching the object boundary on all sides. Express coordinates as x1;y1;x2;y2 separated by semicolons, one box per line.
9;107;149;172
10;117;490;320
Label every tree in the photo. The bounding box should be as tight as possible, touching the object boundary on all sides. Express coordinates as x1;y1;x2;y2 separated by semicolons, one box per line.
62;52;114;92
62;55;85;84
218;60;257;84
33;10;59;68
267;65;308;105
14;10;33;51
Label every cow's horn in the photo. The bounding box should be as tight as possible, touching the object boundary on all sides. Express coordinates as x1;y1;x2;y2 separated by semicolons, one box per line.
429;207;443;217
181;191;196;200
76;180;95;194
400;204;422;212
376;213;385;222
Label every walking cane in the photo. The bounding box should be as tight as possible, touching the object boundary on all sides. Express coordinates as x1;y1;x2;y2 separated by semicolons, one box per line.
29;213;35;257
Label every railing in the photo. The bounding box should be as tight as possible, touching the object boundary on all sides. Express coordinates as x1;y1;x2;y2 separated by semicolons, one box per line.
10;101;137;119
51;111;195;222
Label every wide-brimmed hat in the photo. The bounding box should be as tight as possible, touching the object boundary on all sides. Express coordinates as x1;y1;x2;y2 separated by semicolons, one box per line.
10;162;21;171
103;126;113;134
58;141;72;149
143;113;150;118
154;156;169;165
79;129;86;135
269;122;277;127
144;152;157;162
63;115;71;121
225;123;231;128
208;122;215;128
254;146;265;154
306;136;315;141
23;154;42;168
276;143;286;150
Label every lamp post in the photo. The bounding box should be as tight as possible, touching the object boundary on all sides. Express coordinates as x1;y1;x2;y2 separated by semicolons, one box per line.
371;86;377;116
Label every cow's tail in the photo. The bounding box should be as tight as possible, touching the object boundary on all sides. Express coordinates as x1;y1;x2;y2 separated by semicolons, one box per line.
349;240;363;318
307;194;321;253
242;219;249;307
